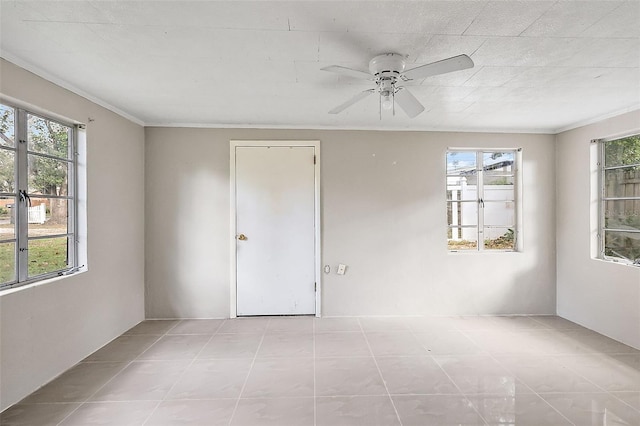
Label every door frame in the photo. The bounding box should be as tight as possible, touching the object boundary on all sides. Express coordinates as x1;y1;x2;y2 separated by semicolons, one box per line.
229;140;321;318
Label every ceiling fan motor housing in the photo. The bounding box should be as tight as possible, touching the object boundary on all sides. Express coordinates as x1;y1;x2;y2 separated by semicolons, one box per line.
369;53;406;79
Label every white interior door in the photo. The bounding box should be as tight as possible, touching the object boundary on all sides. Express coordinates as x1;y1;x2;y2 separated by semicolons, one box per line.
235;145;316;316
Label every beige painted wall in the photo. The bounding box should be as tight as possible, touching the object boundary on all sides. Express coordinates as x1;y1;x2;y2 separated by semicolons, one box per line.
0;59;145;410
145;127;556;318
556;110;640;349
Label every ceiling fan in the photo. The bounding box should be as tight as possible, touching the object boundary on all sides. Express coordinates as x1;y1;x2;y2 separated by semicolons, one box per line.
321;53;474;119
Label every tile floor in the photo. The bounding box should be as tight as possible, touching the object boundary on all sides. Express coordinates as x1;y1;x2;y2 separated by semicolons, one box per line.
2;315;639;425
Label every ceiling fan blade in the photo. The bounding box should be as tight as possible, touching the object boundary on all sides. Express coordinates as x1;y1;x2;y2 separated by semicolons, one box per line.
394;88;425;118
329;89;375;114
321;65;373;80
402;54;474;81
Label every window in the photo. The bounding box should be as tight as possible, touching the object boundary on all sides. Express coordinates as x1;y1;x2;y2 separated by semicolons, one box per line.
0;102;78;289
447;149;519;251
598;134;640;265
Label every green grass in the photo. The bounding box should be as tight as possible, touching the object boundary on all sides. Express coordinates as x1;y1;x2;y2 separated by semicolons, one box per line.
0;242;15;283
1;237;68;284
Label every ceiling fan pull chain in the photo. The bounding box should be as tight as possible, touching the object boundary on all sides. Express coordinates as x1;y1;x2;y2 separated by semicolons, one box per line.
392;84;396;117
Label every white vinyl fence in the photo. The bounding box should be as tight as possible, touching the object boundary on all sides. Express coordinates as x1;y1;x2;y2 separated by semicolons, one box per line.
28;203;46;224
448;177;514;241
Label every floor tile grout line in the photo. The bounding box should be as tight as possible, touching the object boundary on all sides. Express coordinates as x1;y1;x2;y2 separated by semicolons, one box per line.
405;323;491;425
528;315;559;329
131;324;183;361
140;319;227;426
164;319;182;335
313;317;317;426
226;317;270;426
455;319;639;356
523;394;577;426
477;340;626;397
457;327;567;424
357;318;404;426
473;326;579;426
610;392;640;414
457;326;640;420
547;352;640;412
54;323;176;426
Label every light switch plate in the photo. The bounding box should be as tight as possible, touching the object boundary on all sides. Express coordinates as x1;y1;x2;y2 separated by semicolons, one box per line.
337;264;346;275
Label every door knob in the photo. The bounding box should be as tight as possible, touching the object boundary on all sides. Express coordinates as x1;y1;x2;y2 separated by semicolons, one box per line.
238;234;247;241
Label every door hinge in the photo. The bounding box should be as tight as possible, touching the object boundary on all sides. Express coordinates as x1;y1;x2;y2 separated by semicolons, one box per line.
313;155;316;165
314;282;317;292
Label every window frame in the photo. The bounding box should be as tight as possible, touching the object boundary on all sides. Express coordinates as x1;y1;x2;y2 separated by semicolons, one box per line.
596;134;640;266
0;102;80;290
446;148;520;253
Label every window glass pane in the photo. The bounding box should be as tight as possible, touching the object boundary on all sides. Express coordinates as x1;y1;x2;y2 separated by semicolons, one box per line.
604;167;640;198
605;136;640;167
0;105;15;148
447;149;519;252
484;227;516;250
27;197;68;237
485;175;515;186
447;151;476;175
483;200;515;227
604;230;640;263
604;200;640;232
461;179;479;201
448;228;478;250
28;155;69;196
27;114;70;159
484;179;514;201
0;148;16;193
447;177;478;201
483;151;515;175
0;241;16;284
28;236;69;277
447;200;477;227
0;196;16;241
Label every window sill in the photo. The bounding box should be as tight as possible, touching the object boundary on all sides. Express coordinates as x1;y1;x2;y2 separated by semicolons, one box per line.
592;257;640;268
448;250;520;254
0;267;88;296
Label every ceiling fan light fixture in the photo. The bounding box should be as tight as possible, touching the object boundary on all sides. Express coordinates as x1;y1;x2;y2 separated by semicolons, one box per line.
381;92;393;110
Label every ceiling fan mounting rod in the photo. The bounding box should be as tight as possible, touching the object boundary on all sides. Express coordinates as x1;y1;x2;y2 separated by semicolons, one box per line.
378;78;395;95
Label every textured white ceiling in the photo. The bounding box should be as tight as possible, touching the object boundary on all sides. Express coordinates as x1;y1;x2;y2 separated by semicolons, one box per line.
1;0;639;132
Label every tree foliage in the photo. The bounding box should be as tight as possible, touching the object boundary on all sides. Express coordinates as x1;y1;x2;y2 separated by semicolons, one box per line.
0;105;14;144
0;108;70;224
28;115;69;196
603;134;640;262
0;106;15;193
605;135;640;167
0;149;13;194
